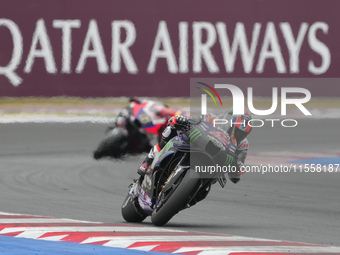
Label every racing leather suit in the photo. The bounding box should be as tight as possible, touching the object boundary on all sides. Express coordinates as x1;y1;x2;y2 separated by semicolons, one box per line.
138;115;249;184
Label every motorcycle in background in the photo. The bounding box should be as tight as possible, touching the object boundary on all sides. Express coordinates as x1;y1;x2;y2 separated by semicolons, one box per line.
93;98;175;160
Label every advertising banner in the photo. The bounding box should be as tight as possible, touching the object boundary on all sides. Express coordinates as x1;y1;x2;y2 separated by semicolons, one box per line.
0;0;339;97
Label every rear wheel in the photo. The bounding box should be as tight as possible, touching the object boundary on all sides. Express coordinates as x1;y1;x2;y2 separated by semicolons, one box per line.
151;169;200;226
93;128;129;159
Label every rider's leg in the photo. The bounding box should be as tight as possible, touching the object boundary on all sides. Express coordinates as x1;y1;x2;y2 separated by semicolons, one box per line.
137;126;177;176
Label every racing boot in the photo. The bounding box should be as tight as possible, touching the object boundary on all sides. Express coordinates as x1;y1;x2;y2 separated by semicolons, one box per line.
137;142;164;176
137;146;156;176
138;155;153;176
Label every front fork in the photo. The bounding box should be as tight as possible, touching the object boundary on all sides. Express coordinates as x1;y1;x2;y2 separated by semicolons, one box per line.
127;177;142;198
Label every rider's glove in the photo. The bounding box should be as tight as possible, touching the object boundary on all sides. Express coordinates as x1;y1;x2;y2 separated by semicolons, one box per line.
168;115;188;127
228;162;245;184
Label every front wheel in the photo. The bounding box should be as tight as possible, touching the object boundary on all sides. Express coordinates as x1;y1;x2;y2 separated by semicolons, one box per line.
151;169;200;226
121;194;147;223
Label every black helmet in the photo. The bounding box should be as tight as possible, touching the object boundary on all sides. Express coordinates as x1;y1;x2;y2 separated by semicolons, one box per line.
220;108;252;144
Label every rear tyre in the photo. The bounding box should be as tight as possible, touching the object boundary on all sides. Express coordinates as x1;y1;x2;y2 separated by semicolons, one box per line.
121;194;147;223
93;128;129;159
151;169;199;226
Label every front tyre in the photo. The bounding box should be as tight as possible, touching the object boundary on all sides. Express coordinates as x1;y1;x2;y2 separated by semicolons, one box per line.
121;194;147;223
151;169;199;226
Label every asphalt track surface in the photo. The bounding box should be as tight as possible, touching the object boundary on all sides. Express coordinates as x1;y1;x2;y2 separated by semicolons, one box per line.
0;120;339;248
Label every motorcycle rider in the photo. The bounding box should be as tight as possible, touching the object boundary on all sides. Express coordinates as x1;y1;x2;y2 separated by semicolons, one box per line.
107;97;176;141
138;109;252;184
93;97;176;160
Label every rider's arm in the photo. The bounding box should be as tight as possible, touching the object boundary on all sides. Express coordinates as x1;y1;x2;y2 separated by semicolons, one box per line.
228;138;249;184
236;139;249;165
157;115;189;150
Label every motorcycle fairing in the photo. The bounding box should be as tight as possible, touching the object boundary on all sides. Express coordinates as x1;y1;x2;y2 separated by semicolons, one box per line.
137;187;153;215
132;101;168;136
187;122;237;168
138;136;189;213
137;121;238;215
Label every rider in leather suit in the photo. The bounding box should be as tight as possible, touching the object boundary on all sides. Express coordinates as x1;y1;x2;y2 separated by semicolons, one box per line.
138;109;252;184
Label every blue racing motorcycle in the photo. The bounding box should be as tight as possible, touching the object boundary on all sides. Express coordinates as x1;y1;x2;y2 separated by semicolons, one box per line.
121;119;238;226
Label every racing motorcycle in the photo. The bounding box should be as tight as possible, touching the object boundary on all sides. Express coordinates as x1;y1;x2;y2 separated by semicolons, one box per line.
121;119;237;226
93;98;174;160
93;117;153;159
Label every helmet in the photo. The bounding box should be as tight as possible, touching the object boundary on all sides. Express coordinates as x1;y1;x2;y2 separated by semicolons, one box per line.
218;108;252;144
129;97;142;104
